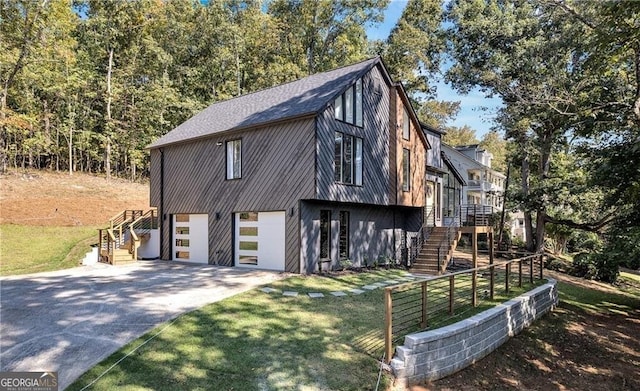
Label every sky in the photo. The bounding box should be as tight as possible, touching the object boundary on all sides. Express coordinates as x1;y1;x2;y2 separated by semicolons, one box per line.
367;0;503;138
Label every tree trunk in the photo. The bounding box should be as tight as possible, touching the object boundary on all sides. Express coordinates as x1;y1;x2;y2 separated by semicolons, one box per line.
521;152;535;250
105;47;114;181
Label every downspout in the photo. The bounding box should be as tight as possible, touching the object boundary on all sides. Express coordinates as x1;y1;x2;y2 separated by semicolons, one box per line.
159;148;165;260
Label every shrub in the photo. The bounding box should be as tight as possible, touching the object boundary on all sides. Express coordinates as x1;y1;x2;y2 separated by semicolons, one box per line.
570;251;619;283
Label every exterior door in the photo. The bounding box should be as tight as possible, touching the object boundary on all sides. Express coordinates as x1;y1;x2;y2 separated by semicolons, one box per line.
425;181;436;226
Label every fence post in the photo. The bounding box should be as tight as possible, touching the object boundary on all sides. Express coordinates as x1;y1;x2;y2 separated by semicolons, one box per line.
472;269;477;307
505;263;510;293
518;259;523;288
529;256;534;284
539;254;544;280
384;288;393;364
449;275;455;315
420;281;428;328
489;264;495;300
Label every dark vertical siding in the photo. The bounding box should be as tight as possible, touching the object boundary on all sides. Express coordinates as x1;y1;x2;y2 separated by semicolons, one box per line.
389;88;398;205
316;65;391;205
149;149;161;207
299;201;422;273
155;117;316;272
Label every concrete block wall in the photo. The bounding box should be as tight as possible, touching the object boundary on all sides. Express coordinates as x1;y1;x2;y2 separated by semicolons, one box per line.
390;278;558;384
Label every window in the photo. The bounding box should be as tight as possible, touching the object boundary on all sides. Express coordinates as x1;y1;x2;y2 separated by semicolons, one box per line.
334;78;363;127
402;148;410;191
339;211;349;259
402;107;410;140
334;131;363;185
320;210;331;259
226;139;242;179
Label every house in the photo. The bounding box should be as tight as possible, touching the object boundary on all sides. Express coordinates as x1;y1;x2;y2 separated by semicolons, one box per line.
146;57;432;273
441;144;506;219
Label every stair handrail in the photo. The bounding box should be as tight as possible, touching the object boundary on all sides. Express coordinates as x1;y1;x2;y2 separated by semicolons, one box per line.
436;205;461;272
129;209;158;260
409;206;437;266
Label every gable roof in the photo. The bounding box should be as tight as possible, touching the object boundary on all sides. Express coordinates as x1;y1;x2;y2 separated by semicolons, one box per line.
148;57;383;149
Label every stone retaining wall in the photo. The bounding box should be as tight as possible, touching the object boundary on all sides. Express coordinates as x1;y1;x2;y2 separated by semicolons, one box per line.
390;278;558;384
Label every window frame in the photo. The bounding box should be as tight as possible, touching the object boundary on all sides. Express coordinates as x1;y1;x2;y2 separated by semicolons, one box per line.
334;131;363;186
402;107;410;140
402;148;410;192
320;210;331;259
226;139;242;180
339;211;350;260
334;78;364;128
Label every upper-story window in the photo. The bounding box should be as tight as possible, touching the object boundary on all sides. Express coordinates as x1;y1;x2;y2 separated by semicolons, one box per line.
402;107;410;140
226;139;242;179
402;148;410;191
334;79;363;127
335;131;363;186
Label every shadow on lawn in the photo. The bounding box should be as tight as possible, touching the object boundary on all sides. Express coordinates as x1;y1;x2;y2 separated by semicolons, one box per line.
66;282;392;390
0;261;278;389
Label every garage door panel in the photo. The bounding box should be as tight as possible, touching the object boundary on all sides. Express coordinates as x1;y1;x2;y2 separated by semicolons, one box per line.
235;211;285;271
173;214;209;264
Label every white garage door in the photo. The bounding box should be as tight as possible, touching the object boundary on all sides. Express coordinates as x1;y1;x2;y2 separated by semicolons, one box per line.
235;211;285;271
173;214;209;263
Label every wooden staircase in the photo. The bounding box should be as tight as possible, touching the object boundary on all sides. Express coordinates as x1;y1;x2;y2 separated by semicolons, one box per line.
98;209;157;265
411;227;461;275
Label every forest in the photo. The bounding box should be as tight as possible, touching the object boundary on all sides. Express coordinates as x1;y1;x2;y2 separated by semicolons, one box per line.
1;0;639;278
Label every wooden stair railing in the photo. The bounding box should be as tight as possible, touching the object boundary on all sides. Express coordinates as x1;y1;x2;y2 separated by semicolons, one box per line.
98;209;144;264
129;209;158;261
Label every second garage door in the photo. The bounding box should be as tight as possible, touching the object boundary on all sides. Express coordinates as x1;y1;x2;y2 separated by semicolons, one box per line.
234;211;285;271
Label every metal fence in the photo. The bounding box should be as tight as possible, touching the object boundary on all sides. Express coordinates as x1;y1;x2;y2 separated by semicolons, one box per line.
384;253;546;363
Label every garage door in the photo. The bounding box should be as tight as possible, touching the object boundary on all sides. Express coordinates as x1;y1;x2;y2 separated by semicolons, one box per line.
173;214;209;263
235;211;285;271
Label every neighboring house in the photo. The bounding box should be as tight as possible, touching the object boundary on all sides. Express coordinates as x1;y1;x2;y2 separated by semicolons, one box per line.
510;210;527;243
147;57;431;273
441;144;506;214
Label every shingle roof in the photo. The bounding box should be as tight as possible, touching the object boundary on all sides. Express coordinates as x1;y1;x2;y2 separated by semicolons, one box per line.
148;57;381;149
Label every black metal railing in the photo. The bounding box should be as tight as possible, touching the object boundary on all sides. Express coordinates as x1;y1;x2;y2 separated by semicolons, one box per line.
435;205;461;272
461;204;496;227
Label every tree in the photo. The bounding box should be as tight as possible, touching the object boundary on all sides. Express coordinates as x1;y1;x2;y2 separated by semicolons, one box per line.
268;0;388;75
442;125;478;147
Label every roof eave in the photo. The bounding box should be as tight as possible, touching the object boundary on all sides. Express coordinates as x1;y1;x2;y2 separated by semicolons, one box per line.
146;112;318;150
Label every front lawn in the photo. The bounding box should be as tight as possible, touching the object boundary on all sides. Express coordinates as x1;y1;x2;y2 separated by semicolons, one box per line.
0;224;97;276
68;269;550;391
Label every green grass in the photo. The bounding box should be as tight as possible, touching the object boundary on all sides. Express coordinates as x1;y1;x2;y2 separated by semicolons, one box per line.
67;269;548;391
0;224;98;276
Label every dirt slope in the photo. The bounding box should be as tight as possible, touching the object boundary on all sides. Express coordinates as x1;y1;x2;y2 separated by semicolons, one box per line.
0;170;150;226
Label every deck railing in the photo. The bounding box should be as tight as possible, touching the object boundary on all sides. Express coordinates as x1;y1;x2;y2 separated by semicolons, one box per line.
129;209;158;260
460;204;497;227
383;253;546;363
98;209;144;263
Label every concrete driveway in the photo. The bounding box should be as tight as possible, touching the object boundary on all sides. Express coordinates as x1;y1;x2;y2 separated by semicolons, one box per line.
0;261;282;389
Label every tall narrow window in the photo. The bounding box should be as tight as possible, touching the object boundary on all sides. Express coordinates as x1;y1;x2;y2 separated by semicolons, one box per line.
355;79;363;127
226;139;242;179
320;210;331;259
334;96;343;120
343;134;353;184
334;78;363;127
334;132;363;186
402;148;410;191
402;108;410;140
354;138;363;186
344;87;354;124
339;211;349;259
334;132;343;182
